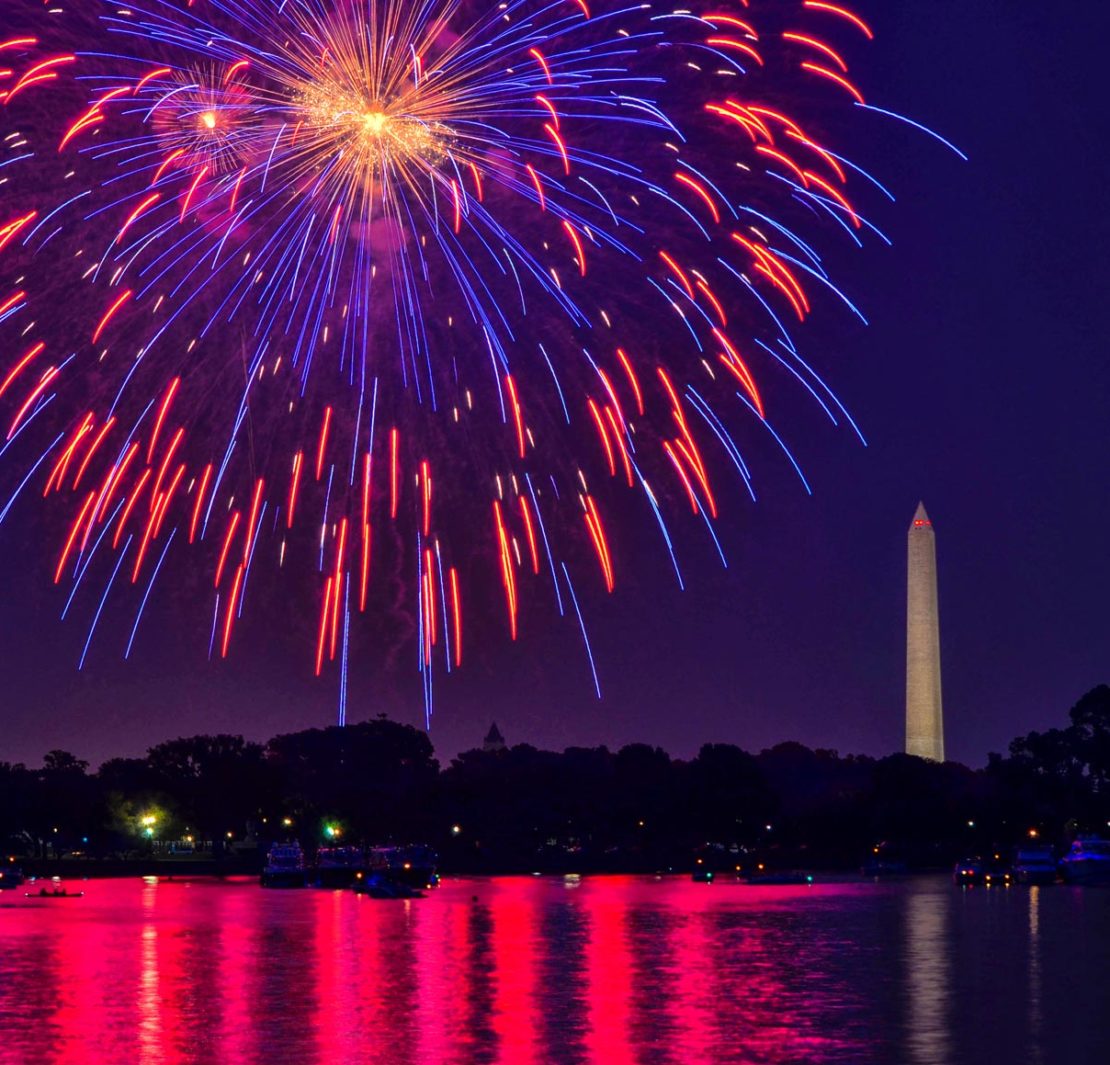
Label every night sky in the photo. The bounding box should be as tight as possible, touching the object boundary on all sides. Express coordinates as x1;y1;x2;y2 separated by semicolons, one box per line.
2;1;1108;769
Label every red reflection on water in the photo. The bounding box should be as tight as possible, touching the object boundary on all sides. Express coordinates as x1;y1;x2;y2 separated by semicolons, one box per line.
137;898;166;1063
412;890;451;1060
216;887;255;1063
668;882;720;1058
582;878;634;1064
0;874;898;1064
313;890;357;1061
49;895;121;1063
490;877;541;1064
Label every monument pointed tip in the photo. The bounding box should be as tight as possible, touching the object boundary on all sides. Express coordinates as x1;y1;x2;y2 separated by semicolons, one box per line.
911;501;932;529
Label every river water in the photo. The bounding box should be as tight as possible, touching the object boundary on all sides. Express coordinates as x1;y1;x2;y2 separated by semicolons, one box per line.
0;874;1106;1063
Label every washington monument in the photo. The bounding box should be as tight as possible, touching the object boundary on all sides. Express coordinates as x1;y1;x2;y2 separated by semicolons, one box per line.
906;502;945;761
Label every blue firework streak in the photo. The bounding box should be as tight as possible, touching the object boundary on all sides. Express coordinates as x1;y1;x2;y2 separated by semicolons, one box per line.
0;0;961;724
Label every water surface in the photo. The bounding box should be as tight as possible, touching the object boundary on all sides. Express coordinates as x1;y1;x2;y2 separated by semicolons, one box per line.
0;875;1106;1063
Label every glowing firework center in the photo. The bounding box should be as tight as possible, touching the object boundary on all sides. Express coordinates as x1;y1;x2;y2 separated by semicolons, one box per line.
151;69;257;173
294;78;449;181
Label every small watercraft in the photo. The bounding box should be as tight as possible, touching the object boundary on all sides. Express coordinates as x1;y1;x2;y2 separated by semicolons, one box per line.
353;873;424;899
953;859;986;885
862;842;908;877
953;858;1011;886
24;878;82;898
745;871;814;886
1059;838;1110;885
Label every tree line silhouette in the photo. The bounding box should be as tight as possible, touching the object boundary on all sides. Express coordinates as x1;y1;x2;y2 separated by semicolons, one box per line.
2;686;1108;873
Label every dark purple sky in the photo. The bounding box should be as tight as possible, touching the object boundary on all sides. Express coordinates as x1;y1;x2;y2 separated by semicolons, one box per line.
2;1;1107;769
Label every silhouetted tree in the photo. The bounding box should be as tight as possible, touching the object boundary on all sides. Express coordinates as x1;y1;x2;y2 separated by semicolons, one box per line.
147;734;271;843
1069;684;1110;794
28;750;97;857
683;743;774;847
266;719;438;844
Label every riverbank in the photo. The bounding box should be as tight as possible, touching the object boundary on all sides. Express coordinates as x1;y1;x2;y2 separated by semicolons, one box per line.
18;855;261;879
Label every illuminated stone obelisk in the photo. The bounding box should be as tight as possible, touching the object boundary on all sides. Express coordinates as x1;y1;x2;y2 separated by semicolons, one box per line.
905;502;944;761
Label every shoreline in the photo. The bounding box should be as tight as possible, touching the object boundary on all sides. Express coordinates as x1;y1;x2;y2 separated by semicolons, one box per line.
10;858;958;883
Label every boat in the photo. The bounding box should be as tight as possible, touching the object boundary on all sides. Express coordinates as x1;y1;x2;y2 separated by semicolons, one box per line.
1059;838;1110;885
1012;846;1058;885
24;877;83;898
745;871;814;886
862;842;908;877
353;872;425;900
314;846;364;888
260;842;308;888
953;859;987;885
365;844;438;890
953;858;1011;886
0;864;25;890
862;858;908;877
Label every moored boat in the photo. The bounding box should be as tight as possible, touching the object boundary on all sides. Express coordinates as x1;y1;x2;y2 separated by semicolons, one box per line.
1059;838;1110;885
260;842;308;888
0;864;25;890
314;846;364;888
953;858;1011;886
365;844;438;890
1012;846;1058;885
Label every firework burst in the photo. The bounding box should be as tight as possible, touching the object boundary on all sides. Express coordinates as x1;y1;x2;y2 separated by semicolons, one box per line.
0;0;961;724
